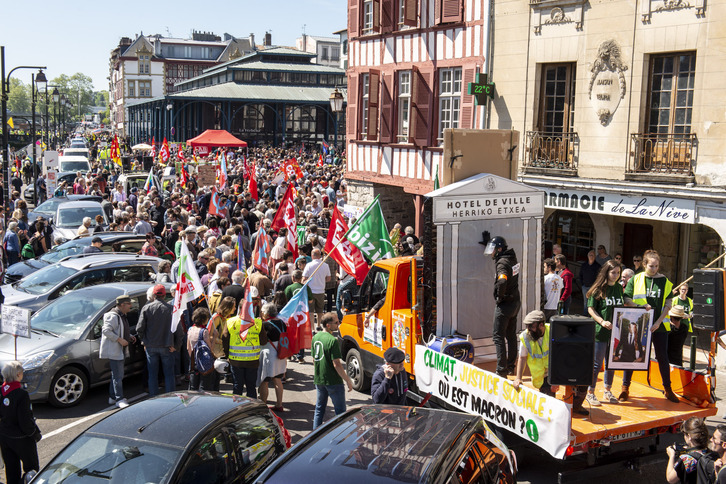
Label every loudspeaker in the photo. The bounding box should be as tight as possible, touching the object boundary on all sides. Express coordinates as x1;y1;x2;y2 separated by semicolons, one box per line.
692;269;726;331
548;316;595;386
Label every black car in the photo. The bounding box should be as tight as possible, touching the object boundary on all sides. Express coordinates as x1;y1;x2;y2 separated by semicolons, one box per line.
3;232;174;284
31;393;291;483
255;405;517;484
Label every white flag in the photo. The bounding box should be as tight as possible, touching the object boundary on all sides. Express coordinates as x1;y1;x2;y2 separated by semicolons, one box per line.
171;242;204;332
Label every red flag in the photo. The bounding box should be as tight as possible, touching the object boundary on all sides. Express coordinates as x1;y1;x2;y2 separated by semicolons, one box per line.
317;154;324;167
248;162;258;201
177;146;185;162
282;159;304;181
160;137;170;163
180;164;189;188
252;227;271;275
324;206;370;284
271;184;299;260
208;187;227;218
238;279;256;339
150;137;156;159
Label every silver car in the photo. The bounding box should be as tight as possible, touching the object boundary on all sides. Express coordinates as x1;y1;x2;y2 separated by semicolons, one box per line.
1;254;161;313
0;282;172;407
52;200;110;243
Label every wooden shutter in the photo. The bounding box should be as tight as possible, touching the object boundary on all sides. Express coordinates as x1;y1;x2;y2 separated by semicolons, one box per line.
349;0;360;38
404;0;418;26
379;72;394;143
438;0;463;24
459;68;476;129
381;0;395;34
411;66;433;147
347;75;359;140
367;70;380;140
372;0;382;33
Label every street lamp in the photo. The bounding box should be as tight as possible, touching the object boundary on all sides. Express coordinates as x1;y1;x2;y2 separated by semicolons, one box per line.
329;87;344;150
52;87;59;148
32;69;47;206
43;84;60;150
0;45;46;219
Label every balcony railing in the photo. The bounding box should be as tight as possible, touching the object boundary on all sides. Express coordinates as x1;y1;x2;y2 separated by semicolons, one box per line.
628;133;696;176
523;131;578;174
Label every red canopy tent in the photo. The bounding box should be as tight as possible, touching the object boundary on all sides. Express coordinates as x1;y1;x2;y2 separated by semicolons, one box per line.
187;130;247;153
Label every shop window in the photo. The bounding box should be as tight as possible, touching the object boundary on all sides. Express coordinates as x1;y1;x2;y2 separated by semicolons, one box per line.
545;210;595;263
686;225;724;276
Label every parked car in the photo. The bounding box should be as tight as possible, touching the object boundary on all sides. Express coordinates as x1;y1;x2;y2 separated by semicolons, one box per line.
58;155;91;173
254;405;517;484
61;147;90;159
29;392;290;482
25;180;99;213
68;138;87;149
1;253;161;312
3;232;173;284
0;282;171;407
51;200;109;243
118;172;161;195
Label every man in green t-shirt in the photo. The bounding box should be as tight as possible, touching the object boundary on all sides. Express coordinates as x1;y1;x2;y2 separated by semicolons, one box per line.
312;312;353;429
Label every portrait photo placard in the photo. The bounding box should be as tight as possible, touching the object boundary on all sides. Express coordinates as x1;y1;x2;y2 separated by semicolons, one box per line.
607;307;654;371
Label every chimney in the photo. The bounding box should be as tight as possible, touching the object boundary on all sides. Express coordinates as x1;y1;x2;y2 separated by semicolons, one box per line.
249;33;255;46
264;32;272;46
302;33;307;52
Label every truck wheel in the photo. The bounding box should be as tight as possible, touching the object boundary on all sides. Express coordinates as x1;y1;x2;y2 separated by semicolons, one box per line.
346;349;371;392
49;367;88;408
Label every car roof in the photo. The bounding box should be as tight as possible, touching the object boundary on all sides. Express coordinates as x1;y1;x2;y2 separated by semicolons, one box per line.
56;200;104;210
58;253;161;269
86;392;266;446
259;405;479;484
44;281;169;301
58;156;90;162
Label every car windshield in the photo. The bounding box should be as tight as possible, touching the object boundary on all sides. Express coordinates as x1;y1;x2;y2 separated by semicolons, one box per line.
34;434;179;483
60;161;89;172
34;198;66;215
57;207;104;228
16;265;76;295
40;239;91;264
31;292;111;338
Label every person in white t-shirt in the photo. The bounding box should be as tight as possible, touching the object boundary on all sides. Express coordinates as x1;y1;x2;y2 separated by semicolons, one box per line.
302;248;331;329
543;258;563;321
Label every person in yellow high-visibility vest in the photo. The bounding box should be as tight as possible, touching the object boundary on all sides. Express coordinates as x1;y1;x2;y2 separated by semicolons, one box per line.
623;249;679;403
513;310;589;415
224;286;268;398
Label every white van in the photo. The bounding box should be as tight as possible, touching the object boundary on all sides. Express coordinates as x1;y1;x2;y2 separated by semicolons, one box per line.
58;155;91;173
62;148;90;159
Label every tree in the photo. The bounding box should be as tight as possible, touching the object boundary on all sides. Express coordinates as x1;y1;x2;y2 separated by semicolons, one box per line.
93;91;109;107
7;78;30;114
51;73;95;121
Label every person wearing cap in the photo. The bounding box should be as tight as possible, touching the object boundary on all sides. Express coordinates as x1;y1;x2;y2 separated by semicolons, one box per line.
100;295;137;408
175;226;198;259
666;304;692;367
128;187;138;211
370;347;409;405
137;284;181;397
82;236;104;254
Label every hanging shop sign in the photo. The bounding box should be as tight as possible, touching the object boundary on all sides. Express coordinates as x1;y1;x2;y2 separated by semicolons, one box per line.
544;189;696;223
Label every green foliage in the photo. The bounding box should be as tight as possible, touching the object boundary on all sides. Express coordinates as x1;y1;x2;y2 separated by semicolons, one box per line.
93;91;109;107
50;73;95;121
7;78;31;114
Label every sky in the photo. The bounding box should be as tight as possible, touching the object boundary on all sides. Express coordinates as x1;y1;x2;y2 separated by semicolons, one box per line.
1;0;346;91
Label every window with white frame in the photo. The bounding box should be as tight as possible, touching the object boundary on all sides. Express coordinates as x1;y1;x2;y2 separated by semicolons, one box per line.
361;73;370;138
138;54;150;75
331;47;340;61
438;67;462;140
363;0;374;34
321;47;329;61
138;81;151;97
397;71;411;142
128;81;135;98
398;0;406;28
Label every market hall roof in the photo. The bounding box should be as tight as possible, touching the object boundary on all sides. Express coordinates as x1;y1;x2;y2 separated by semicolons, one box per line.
166;83;347;104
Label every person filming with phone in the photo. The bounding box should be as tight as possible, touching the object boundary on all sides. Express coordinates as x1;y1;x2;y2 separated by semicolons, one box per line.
666;417;716;484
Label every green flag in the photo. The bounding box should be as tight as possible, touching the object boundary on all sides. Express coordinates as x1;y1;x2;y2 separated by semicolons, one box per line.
346;195;395;262
297;226;307;247
434;164;440;190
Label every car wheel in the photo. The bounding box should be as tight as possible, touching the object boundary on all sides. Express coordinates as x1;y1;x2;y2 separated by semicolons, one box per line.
346;349;370;392
49;367;88;408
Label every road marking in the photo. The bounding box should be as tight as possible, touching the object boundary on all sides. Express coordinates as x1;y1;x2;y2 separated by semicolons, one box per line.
43;393;148;439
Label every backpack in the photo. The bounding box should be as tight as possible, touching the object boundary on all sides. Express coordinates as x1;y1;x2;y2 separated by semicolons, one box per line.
193;329;215;375
21;243;35;260
30;235;43;257
269;319;294;360
685;450;717;484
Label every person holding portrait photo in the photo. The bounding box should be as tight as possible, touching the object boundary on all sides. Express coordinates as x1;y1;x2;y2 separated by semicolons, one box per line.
586;260;639;406
623;249;679;403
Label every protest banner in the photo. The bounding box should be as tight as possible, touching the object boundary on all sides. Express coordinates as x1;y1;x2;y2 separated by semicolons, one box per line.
414;344;571;458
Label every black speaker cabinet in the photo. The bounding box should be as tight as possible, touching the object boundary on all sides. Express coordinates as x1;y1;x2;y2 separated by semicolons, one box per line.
548;316;595;386
691;268;726;331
